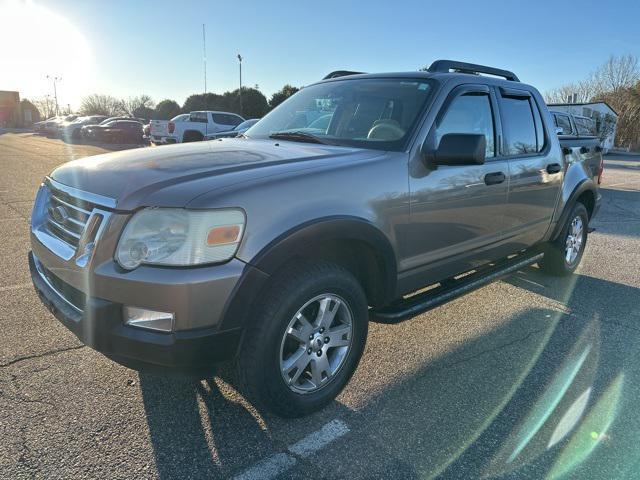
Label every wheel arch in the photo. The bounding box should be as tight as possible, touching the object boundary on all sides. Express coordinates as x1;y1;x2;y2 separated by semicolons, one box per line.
252;216;397;306
550;179;597;241
218;216;398;332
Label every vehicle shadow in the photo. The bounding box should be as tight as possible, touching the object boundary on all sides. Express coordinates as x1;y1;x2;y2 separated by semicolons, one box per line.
138;268;640;479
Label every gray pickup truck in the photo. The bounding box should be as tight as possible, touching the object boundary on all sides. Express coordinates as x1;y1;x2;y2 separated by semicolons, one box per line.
29;60;602;417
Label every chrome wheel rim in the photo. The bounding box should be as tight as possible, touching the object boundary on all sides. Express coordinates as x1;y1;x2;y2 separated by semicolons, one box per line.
279;294;353;394
565;216;584;265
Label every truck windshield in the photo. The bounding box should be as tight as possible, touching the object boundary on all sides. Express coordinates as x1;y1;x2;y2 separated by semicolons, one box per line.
246;78;435;151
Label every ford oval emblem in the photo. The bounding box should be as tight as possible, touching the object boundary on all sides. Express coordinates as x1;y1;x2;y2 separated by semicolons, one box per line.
50;205;69;225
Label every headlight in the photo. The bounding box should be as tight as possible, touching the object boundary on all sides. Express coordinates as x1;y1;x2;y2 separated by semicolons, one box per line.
115;208;245;270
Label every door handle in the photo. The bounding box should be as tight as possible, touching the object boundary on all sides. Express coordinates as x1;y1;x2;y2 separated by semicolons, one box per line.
580;146;590;154
484;172;506;185
546;163;562;174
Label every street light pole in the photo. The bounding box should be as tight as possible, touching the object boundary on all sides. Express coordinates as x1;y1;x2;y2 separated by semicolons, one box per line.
46;76;61;116
237;54;243;116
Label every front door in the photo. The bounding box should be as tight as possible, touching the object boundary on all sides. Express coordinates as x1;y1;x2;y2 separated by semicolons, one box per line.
402;85;510;292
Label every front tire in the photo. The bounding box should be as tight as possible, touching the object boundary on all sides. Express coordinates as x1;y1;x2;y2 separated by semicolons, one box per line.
540;202;589;276
236;260;368;417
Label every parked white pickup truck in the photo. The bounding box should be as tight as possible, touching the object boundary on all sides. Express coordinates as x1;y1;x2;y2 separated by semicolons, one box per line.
149;114;189;145
167;111;245;143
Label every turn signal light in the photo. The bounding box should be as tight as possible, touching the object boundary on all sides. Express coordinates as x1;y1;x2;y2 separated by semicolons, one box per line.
207;225;241;246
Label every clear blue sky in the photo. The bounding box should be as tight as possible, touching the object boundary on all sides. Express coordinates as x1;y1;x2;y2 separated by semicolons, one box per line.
3;0;640;109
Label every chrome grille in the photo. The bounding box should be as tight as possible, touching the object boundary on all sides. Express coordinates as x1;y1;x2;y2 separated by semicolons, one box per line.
31;177;115;263
46;189;93;249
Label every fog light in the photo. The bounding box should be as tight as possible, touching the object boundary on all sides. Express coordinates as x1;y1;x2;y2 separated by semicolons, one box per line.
124;306;174;332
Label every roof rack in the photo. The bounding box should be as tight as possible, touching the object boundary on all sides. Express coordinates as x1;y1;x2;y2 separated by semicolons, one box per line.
427;60;520;82
323;70;366;80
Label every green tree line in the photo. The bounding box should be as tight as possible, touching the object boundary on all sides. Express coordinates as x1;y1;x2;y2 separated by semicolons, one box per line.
74;84;300;121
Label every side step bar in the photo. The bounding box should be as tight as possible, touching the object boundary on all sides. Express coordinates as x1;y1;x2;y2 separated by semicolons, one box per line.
370;251;544;324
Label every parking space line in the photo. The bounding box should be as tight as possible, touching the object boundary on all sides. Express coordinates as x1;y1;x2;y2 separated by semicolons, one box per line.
232;453;297;480
288;419;350;457
233;419;350;479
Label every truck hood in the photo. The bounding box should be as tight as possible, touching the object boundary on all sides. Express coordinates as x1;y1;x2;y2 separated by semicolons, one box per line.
50;138;368;210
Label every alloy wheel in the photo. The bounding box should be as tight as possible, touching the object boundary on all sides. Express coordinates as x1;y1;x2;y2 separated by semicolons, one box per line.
279;294;353;394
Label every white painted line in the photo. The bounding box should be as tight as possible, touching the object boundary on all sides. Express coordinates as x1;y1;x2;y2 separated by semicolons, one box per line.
288;419;350;457
233;452;297;480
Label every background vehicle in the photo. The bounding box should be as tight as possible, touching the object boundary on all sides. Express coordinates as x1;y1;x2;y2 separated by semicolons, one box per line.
37;115;76;135
59;115;108;141
81;116;138;140
168;111;244;143
29;61;601;417
204;118;260;140
550;110;605;184
89;119;143;144
149;113;190;144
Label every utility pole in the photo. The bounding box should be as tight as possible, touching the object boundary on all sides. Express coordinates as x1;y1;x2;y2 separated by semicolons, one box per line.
237;54;243;116
47;76;61;116
202;24;207;94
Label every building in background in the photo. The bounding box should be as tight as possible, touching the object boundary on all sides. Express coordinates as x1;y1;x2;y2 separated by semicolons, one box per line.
0;90;20;127
0;91;41;127
548;101;618;153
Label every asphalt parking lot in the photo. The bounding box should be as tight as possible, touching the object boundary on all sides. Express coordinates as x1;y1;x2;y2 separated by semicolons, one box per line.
1;131;639;479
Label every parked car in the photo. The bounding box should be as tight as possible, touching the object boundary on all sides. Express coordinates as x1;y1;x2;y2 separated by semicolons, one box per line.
59;115;108;141
89;120;143;144
36;115;76;135
167;111;244;143
149;113;190;145
204;118;260;140
29;60;602;417
81;117;138;140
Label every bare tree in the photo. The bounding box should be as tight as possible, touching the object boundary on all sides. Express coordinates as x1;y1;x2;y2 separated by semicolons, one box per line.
79;94;126;116
32;96;57;119
122;94;155;119
592;54;640;94
545;54;639;104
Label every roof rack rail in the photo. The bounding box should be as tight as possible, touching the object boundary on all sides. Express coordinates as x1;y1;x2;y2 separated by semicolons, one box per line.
323;70;365;80
427;60;520;82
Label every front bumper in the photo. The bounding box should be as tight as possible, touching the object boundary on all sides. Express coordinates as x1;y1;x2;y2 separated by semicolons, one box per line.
29;251;247;373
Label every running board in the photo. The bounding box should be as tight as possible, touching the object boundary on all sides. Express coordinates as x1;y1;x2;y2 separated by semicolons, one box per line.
370;252;544;324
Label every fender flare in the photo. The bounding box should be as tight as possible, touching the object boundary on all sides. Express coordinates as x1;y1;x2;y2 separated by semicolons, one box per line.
218;216;398;331
550;179;597;240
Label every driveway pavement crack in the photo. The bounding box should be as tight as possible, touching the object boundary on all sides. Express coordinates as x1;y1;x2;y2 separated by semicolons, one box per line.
0;344;85;368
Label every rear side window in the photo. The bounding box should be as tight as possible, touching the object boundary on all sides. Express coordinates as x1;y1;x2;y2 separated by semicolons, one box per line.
554;114;573;135
435;93;495;158
575;117;596;136
190;112;208;123
500;96;538;155
213;114;243;126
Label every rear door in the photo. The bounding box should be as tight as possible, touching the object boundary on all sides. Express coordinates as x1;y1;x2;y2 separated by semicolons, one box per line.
404;84;510;289
497;87;563;249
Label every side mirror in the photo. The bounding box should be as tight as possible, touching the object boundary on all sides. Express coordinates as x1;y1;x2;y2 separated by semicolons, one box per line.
431;133;486;166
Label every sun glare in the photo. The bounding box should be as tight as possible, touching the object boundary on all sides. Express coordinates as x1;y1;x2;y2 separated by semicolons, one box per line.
0;0;92;109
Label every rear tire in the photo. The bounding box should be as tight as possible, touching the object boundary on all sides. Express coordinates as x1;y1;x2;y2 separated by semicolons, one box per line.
183;131;203;142
539;202;589;276
236;260;368;417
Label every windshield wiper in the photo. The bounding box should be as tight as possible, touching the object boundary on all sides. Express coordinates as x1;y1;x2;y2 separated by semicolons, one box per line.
268;131;329;144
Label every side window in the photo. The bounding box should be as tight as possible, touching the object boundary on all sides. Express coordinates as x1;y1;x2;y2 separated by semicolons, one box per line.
190;112;208;123
436;93;495;158
575;117;596;136
554;114;572;135
500;96;537;155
